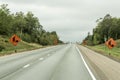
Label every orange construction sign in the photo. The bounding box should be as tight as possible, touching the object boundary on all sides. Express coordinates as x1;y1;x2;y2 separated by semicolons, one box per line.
10;34;21;46
54;39;58;45
105;38;116;49
83;40;87;45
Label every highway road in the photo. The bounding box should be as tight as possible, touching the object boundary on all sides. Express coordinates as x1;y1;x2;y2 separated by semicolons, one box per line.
0;44;95;80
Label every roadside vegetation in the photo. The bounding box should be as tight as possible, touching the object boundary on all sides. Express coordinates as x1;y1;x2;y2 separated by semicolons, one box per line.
87;39;120;62
82;14;120;61
0;4;63;45
0;35;43;56
0;4;63;55
83;14;120;45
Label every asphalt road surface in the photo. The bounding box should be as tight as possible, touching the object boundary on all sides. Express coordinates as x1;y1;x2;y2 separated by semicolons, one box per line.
0;44;95;80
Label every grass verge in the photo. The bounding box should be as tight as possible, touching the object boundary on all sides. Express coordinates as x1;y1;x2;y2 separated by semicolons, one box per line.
0;35;43;56
86;40;120;62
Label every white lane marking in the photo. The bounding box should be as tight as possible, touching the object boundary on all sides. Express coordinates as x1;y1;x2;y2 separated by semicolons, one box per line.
23;64;30;68
76;47;96;80
39;57;44;60
47;54;50;56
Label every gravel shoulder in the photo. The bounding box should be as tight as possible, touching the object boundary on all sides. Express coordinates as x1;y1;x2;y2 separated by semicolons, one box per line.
78;45;120;80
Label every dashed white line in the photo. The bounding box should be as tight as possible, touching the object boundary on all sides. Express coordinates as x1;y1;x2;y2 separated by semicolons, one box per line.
76;47;96;80
47;54;50;56
39;57;44;60
23;64;30;68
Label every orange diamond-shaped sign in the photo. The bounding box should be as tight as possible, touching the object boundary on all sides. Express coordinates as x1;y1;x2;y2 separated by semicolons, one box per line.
10;34;21;46
105;38;116;49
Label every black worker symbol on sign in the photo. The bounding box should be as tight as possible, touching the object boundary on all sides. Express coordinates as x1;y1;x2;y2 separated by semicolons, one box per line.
108;40;114;47
13;36;19;43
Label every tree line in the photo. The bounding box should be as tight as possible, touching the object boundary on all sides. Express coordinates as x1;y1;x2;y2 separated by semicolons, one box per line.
83;14;120;46
0;4;63;45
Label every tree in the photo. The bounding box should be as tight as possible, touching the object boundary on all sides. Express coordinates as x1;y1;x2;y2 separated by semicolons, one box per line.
108;18;120;40
12;12;26;36
0;4;62;45
0;4;13;35
83;14;120;45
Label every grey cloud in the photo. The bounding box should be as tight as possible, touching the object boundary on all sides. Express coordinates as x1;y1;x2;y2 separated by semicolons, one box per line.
1;0;84;7
58;30;89;42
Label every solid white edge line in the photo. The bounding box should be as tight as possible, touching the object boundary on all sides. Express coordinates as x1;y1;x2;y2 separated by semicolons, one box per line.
23;64;30;68
76;47;96;80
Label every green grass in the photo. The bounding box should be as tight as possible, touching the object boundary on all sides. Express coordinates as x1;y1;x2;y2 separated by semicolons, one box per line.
0;35;43;56
87;39;120;62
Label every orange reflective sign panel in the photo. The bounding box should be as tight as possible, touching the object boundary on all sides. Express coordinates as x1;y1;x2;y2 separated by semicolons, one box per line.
10;34;21;46
83;40;87;45
54;39;58;45
105;38;116;49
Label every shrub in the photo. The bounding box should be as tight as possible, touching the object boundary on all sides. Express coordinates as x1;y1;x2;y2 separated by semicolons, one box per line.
4;39;9;43
0;45;5;51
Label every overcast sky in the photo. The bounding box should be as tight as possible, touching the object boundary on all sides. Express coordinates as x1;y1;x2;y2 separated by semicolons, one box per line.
0;0;120;42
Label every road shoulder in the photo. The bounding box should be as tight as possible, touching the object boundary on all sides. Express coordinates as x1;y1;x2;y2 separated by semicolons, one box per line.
77;45;109;80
